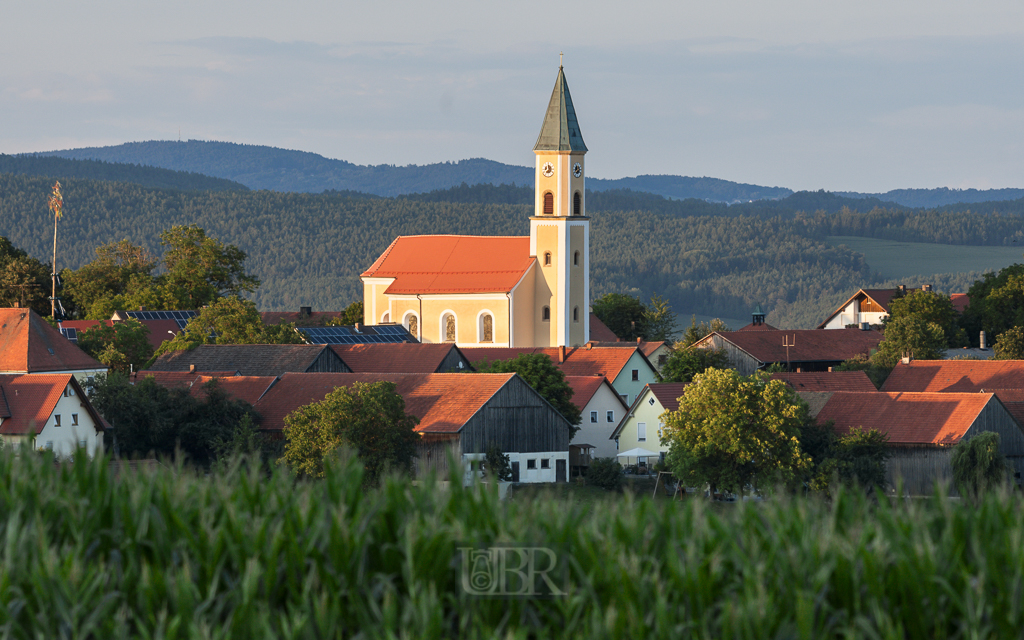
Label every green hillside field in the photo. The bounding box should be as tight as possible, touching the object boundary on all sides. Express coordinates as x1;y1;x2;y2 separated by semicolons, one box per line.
826;236;1023;281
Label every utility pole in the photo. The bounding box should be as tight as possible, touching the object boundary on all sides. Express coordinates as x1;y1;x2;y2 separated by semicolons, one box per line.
47;181;64;319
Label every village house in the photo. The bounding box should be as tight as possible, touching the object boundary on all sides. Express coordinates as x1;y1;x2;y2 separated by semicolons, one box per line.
818;285;969;330
815;391;1024;495
146;344;351;376
0;308;107;385
586;340;672;373
692;327;883;376
252;372;573;482
0;374;105;456
328;343;472;373
566;375;628;460
360;65;593;349
463;344;658;406
610;382;686;468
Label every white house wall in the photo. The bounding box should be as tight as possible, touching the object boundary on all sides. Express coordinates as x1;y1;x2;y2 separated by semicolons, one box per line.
573;383;626;459
15;392;102;458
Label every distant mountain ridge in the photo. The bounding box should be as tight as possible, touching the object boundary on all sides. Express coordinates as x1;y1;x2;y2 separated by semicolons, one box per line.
0;153;247;192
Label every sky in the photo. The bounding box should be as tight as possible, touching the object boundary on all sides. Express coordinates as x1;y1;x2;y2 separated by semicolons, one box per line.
3;1;1024;193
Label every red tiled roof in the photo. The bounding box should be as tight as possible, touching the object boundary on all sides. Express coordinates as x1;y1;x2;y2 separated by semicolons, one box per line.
702;328;883;364
565;376;621;411
951;294;969;314
736;322;779;332
771;371;877;392
464;346;645;380
648;383;687;412
0;374;101;435
882;360;1024;393
134;370;238;390
586;340;666;358
589;314;619;341
59;320;113;331
253;372;516;433
815;391;994;445
360;235;535;294
329;343;464;373
135;319;183;351
191;376;278;405
0;309;104;373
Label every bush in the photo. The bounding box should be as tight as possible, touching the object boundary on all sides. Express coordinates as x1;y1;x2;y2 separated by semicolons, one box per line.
952;431;1008;500
586;457;623;491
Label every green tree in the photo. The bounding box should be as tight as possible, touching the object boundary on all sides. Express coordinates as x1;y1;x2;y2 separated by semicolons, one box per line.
834;354;886;389
993;326;1024;360
159;225;261;309
61;240;159;319
660;347;729;383
156;296;304;356
872;316;948;369
961;265;1024;347
951;432;1008;501
661;369;811;497
281;381;420;482
644;294;679;342
887;288;967;348
679;315;731;348
483;445;513;482
586;457;623;491
0;237;50;314
76;318;154;374
800;422;890;495
474;353;581;435
592;293;647;340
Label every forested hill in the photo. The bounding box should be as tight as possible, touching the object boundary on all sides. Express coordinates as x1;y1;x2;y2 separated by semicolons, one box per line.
0;154;247;192
838;187;1024;209
2;171;1021;328
34;140;792;202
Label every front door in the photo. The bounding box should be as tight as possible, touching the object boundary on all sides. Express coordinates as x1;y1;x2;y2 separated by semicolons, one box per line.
556;459;566;483
511;461;520;483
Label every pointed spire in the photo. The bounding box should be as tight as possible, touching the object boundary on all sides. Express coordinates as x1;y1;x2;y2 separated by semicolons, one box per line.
533;66;587;152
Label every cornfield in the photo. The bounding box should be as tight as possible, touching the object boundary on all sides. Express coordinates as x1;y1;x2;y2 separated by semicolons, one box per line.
0;449;1021;638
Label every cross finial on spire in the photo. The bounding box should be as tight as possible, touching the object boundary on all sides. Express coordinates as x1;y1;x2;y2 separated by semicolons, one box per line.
559;51;563;68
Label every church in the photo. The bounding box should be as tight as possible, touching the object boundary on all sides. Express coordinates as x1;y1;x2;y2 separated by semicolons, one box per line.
361;65;592;348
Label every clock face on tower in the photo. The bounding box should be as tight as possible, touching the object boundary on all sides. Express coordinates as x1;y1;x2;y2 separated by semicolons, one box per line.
542;162;554;177
573;162;582;178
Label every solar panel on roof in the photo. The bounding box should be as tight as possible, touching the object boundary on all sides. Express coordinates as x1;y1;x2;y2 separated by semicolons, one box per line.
59;327;79;343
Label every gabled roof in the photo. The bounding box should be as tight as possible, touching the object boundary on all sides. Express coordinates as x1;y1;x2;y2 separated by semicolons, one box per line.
329;343;468;373
982;389;1024;428
534;66;588;152
951;293;969;314
0;309;105;373
698;328;882;365
815;391;996;446
360;235;535;295
589;313;619;342
134;370;239;390
647;383;687;413
0;374;103;435
882;360;1024;393
736;322;779;332
771;371;877;392
817;288;898;329
565;376;626;412
253;372;519;433
463;346;651;381
191;375;278;405
146;344;342;377
586;340;667;359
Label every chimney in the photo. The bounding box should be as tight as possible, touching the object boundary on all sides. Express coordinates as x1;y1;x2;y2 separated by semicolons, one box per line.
138;306;145;311
861;322;870;331
189;364;195;373
299;306;312;317
922;284;932;292
585;342;593;350
827;367;833;372
354;322;362;333
12;301;18;308
980;331;988;350
559;345;566;363
636;337;642;344
898;285;906;295
795;367;802;373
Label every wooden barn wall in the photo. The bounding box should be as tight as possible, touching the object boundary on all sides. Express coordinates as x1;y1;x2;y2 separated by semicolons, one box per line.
887;447;956;496
415;438;460;477
438;349;470;372
697;336;760;376
458;378;571;454
306;349;352;373
962;400;1024;484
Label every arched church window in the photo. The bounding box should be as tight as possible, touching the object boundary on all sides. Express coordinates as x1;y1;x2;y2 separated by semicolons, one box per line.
544;252;552;266
543;192;554;215
542;306;550;321
381;312;390;323
405;313;418;340
573;192;581;216
573;306;579;323
480;313;493;343
573;250;580;266
444;314;456;342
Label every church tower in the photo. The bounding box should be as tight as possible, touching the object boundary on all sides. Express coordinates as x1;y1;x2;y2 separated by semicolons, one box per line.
531;65;589;347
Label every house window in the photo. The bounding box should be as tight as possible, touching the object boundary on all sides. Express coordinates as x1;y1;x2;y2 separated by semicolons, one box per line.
573;250;580;266
544;252;552;266
527;459;536;470
54;415;61;427
543;192;554;215
541;459;550;469
63;385;74;397
590;411;598;423
573;307;579;323
658;422;664;438
573;191;581;216
45;441;53;451
78;439;87;448
648;397;656;406
606;410;615;422
631;369;639;381
479;313;493;343
543;306;550;321
638;422;647;442
72;414;79;426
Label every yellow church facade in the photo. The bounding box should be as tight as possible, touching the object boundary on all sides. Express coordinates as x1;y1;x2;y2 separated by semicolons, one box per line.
361;66;591;348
